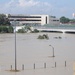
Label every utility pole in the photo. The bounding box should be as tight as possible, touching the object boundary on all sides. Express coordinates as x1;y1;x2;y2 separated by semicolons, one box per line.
14;19;17;71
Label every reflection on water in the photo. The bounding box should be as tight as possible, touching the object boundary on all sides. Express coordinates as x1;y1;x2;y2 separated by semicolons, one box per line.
0;33;75;75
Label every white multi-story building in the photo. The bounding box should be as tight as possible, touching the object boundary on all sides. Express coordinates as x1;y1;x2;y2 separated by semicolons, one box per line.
6;14;60;26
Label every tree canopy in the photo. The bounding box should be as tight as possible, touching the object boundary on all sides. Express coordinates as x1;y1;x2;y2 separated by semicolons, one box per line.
60;16;70;23
0;14;10;26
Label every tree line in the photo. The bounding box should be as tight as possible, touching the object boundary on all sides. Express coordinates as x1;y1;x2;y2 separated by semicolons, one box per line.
0;14;13;33
60;16;75;24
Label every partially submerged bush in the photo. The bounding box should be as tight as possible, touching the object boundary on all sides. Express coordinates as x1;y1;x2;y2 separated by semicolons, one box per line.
31;29;39;33
37;34;49;40
8;26;13;33
0;26;13;33
17;28;26;33
38;35;45;39
43;34;49;39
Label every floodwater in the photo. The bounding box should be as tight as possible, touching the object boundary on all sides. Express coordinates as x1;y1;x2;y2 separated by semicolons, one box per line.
0;32;75;75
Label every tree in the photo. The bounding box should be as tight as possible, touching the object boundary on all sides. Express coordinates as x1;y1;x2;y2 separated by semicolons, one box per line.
17;28;26;33
0;14;5;25
60;16;70;23
0;14;10;26
0;26;8;33
4;18;10;25
8;26;14;33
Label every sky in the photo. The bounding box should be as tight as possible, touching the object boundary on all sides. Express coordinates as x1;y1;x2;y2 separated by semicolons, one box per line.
0;0;75;18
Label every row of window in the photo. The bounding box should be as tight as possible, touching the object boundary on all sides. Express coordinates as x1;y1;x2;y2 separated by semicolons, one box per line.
53;20;59;21
8;16;41;18
52;20;59;21
9;19;41;21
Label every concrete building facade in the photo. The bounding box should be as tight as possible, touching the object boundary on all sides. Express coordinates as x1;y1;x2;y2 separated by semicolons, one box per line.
6;14;60;26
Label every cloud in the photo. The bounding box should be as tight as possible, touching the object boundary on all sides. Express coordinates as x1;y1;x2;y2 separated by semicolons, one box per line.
0;0;53;14
18;0;39;7
0;0;17;12
0;0;74;18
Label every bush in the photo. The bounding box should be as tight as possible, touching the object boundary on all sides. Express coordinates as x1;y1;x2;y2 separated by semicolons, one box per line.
38;35;45;39
37;34;49;40
17;28;26;33
0;26;8;33
0;26;14;33
8;26;13;33
31;29;39;33
43;34;49;39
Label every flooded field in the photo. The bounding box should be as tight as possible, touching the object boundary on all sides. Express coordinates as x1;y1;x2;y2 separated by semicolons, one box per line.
0;32;75;75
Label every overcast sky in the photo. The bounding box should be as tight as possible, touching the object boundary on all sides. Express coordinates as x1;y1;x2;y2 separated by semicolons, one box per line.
0;0;75;18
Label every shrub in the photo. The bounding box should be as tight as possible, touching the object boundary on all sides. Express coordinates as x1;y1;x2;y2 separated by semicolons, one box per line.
0;26;14;33
7;26;13;33
37;35;45;39
31;29;39;33
0;26;8;33
17;28;26;33
37;34;49;40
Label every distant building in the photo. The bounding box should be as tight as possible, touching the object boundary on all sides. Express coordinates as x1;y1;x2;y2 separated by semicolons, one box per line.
6;14;60;26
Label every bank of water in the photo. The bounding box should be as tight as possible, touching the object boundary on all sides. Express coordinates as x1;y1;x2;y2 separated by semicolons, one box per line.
0;32;75;75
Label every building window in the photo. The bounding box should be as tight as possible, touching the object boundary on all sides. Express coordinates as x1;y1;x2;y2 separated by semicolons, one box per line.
46;16;47;24
8;16;41;18
53;20;59;21
9;19;41;21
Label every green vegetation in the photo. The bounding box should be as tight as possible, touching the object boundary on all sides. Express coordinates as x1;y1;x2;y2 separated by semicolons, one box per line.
60;16;75;24
31;29;39;33
1;13;75;33
0;14;13;33
17;25;39;33
17;28;26;33
0;14;10;26
60;16;70;23
17;26;31;33
37;34;49;40
7;26;14;33
0;26;13;33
